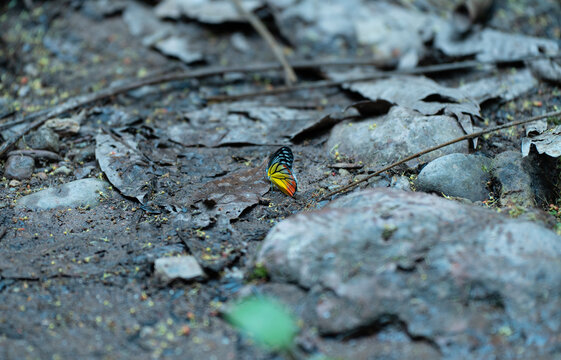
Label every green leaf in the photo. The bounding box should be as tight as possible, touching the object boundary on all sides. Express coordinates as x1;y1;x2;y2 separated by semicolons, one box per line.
225;296;297;350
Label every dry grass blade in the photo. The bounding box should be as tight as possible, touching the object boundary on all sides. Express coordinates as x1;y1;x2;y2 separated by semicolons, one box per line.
230;0;297;85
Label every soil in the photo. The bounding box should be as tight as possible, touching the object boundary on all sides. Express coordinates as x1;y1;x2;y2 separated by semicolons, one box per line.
1;0;560;359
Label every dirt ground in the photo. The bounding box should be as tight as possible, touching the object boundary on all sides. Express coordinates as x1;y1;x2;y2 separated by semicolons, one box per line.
1;0;561;359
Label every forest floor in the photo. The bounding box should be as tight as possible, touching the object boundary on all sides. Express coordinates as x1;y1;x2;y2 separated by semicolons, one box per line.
1;0;561;359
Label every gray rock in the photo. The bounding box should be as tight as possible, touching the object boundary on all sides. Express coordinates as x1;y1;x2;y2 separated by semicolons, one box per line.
390;175;411;191
74;165;96;179
154;36;203;64
154;256;205;282
530;58;561;85
16;178;109;210
44;117;81;137
416;153;492;201
17;126;60;153
257;188;561;358
52;165;72;176
326;106;469;169
491;151;552;207
4;155;34;180
70;144;96;163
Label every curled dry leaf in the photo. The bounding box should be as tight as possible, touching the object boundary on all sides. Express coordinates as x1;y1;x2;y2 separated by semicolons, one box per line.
458;68;537;105
169;102;323;146
434;27;559;62
95;133;153;203
521;125;561;158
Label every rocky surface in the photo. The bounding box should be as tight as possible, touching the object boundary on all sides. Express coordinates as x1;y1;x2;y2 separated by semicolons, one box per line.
257;188;561;359
326;106;469;169
4;155;35;180
416;153;492;201
16;178;110;210
1;0;561;359
154;256;206;282
17;126;60;153
492;151;553;207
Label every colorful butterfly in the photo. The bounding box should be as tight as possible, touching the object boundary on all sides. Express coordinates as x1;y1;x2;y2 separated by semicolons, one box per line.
267;146;298;197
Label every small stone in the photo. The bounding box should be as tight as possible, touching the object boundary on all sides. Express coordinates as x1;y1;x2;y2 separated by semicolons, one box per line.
154;36;204;64
390;175;411;191
36;172;48;181
16;178;110;210
231;32;251;52
338;169;350;177
76;145;95;163
24;63;39;76
52;165;72;176
9;179;21;187
491;151;551;207
18;126;60;152
74;165;95;179
416;153;492;202
44;118;80;136
154;256;205;282
4;155;35;180
17;85;30;98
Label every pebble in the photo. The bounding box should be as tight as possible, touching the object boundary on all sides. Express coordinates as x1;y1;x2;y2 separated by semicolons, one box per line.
52;165;72;176
44;117;81;136
18;126;60;153
4;155;35;180
69;145;95;163
74;165;95;179
390;175;411;191
154;256;206;282
416;153;492;202
9;179;21;187
15;178;110;210
491;151;551;207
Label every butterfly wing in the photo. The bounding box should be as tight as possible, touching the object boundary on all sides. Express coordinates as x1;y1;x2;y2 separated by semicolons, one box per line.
267;147;297;197
267;162;298;197
268;146;293;169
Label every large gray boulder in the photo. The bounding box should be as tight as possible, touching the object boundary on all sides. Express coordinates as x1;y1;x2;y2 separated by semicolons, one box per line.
257;188;561;359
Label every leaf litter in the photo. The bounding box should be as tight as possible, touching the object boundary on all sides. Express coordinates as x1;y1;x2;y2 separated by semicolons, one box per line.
2;0;561;359
168;102;328;146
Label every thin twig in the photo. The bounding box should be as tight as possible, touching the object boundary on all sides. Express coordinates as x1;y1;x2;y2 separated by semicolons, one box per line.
0;58;395;145
208;53;561;102
230;0;297;85
319;109;561;201
1;54;556;158
7;149;62;161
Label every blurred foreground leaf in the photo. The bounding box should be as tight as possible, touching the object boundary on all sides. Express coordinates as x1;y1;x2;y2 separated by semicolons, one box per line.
225;296;297;350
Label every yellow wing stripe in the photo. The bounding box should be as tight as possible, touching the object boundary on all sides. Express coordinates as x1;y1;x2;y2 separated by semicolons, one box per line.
267;163;297;197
